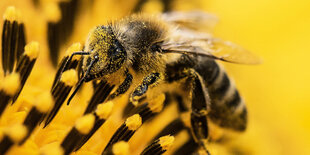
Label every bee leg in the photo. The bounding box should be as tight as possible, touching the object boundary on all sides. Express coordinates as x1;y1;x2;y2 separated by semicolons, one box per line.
108;71;133;100
187;69;211;153
130;73;161;105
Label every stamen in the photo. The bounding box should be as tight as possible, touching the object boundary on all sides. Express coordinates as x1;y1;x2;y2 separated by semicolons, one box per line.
152;118;185;141
2;6;26;74
102;114;142;154
126;94;165;123
20;92;54;145
46;1;81;67
44;2;61;23
0;124;27;154
74;101;114;151
3;6;18;22
95;101;114;120
12;41;39;103
122;101;137;118
40;142;64;155
126;114;142;130
61;114;95;155
84;80;115;114
45;2;61;67
112;141;129;155
52;43;82;89
0;73;20;116
140;135;175;155
173;138;198;155
44;69;78;127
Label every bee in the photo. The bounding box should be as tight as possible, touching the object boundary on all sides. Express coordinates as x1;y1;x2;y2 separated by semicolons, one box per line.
64;11;261;154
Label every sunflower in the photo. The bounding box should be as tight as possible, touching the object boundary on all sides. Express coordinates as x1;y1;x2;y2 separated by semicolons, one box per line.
1;0;251;154
2;0;308;155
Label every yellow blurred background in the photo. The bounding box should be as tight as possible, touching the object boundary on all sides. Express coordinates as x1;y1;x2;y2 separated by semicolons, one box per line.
0;0;310;154
202;0;310;154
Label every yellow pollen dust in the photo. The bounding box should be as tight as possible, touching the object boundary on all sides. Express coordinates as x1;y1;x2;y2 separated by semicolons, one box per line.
65;42;82;59
24;41;39;60
40;142;64;155
158;135;175;151
4;124;27;143
125;114;142;131
149;94;165;113
95;101;114;120
60;69;78;86
112;141;129;155
75;114;95;134
34;91;54;113
0;72;20;96
43;2;61;23
3;6;18;21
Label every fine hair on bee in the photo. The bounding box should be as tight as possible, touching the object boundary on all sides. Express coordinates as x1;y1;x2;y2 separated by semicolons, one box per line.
60;11;261;154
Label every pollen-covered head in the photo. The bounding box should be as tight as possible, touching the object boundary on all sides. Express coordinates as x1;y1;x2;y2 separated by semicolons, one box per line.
83;26;127;81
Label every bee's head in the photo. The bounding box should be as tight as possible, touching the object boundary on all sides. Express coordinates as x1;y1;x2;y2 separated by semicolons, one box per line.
83;25;127;82
67;26;127;105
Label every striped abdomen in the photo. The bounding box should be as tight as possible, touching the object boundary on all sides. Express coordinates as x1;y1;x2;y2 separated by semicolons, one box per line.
194;57;247;131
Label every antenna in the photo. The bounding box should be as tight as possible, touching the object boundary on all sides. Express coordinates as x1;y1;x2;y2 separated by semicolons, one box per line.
67;56;98;105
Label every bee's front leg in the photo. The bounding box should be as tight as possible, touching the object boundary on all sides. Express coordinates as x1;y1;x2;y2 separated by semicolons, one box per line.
130;72;161;105
108;71;133;100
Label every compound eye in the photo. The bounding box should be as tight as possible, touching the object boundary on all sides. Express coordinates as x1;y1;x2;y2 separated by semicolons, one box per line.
109;40;125;58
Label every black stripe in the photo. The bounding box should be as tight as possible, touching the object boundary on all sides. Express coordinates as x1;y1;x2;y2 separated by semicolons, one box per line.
173;138;198;155
209;73;230;98
0;91;11;116
20;108;44;144
238;107;247;131
61;127;84;155
84;80;114;114
16;23;26;62
0;136;14;154
152;119;184;141
74;115;106;151
9;21;18;72
2;20;10;73
195;58;220;86
226;89;241;110
175;94;188;112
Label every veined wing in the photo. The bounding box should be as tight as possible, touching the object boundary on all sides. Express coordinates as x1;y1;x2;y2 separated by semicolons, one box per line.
162;11;218;33
161;38;262;65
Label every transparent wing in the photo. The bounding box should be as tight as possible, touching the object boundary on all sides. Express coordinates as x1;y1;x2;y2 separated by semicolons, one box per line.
162;11;218;32
162;38;262;65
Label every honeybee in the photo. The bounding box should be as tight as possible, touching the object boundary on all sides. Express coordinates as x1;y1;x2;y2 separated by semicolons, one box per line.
64;11;261;154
